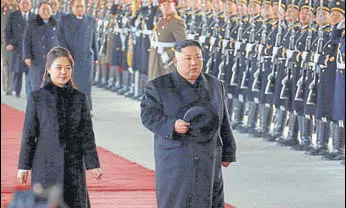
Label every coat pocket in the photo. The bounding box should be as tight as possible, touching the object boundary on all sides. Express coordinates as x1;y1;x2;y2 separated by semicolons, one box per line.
156;136;183;150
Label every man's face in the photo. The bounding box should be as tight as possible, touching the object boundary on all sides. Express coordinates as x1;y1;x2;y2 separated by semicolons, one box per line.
39;3;52;20
330;10;344;26
299;8;314;25
175;46;203;83
159;1;176;16
254;3;262;15
230;2;238;14
50;0;60;14
262;3;272;19
7;0;16;6
285;5;299;22
72;0;86;17
272;4;279;19
316;9;329;26
20;0;31;13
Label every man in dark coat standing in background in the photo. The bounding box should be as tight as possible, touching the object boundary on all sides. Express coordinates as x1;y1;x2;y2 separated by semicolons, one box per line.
4;0;35;98
1;0;19;96
49;0;65;22
141;40;236;208
57;0;98;112
23;2;58;91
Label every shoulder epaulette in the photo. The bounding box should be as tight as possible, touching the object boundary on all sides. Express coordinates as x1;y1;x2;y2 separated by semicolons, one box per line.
174;14;183;21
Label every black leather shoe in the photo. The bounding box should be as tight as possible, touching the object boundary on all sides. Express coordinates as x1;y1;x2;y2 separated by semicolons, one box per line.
321;152;341;160
307;147;329;156
5;91;12;95
231;122;243;130
92;81;100;86
291;144;310;151
334;154;345;161
263;134;277;142
237;126;251;134
252;130;265;138
277;138;299;147
124;91;134;98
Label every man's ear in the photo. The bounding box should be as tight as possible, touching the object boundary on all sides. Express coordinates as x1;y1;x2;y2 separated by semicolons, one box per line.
173;57;177;66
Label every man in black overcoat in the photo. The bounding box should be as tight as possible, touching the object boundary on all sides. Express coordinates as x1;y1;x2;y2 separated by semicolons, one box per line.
141;40;237;208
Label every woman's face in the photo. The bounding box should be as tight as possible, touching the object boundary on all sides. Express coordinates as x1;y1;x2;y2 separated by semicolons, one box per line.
39;3;52;20
48;57;73;87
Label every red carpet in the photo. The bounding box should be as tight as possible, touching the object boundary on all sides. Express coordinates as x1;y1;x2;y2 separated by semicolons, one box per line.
1;104;235;208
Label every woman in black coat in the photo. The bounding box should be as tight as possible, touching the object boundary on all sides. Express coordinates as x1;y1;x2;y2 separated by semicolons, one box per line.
17;47;102;208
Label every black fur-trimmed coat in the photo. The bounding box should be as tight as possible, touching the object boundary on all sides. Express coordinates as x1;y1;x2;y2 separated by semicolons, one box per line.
18;81;100;208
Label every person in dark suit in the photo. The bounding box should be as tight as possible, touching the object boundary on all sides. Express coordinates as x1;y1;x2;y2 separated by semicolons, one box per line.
57;0;98;112
4;0;35;97
17;47;102;208
1;0;19;96
49;0;65;22
140;40;236;208
23;1;59;92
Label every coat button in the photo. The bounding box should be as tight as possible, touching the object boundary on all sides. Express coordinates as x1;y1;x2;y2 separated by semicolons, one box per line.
194;156;200;160
165;135;169;139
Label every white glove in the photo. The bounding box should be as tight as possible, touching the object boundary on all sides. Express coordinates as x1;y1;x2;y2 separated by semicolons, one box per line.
286;49;294;59
222;39;230;49
235;41;242;51
246;43;255;53
302;51;309;62
161;52;170;64
258;44;264;55
199;35;207;44
272;46;280;57
187;33;195;40
313;53;320;64
209;36;216;46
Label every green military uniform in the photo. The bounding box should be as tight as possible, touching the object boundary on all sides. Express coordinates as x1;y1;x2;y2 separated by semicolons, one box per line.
147;13;187;80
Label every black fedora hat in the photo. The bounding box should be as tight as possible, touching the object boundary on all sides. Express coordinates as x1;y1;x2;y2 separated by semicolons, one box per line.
183;106;219;137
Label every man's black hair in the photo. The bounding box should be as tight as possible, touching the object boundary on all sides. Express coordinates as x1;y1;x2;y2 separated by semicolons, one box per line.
174;40;202;52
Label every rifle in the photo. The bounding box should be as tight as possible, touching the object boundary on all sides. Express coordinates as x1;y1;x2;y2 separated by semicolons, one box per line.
264;0;284;94
98;2;112;56
217;0;231;82
294;0;313;101
240;0;256;89
205;5;220;75
187;0;197;40
199;0;209;45
251;14;268;91
230;0;244;86
280;0;297;99
306;0;324;105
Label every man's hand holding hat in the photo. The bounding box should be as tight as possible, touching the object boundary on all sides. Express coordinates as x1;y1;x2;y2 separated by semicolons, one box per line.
174;119;190;134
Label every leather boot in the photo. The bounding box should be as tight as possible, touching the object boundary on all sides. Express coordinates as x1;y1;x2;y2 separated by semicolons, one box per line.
117;70;129;95
227;95;233;122
261;105;275;141
291;116;313;151
253;105;273;139
269;108;287;140
308;119;330;156
239;101;259;134
277;113;299;146
323;121;345;160
134;74;147;101
231;99;245;129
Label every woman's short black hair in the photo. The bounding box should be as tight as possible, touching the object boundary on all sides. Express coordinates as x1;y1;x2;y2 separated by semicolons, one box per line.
174;40;202;52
